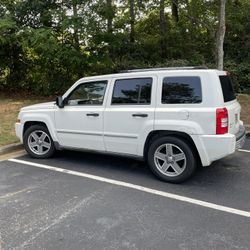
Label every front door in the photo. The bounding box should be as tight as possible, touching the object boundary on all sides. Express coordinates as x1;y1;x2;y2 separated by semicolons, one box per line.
55;80;108;150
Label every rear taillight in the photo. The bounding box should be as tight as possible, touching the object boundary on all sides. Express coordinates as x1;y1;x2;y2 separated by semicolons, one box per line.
216;108;228;134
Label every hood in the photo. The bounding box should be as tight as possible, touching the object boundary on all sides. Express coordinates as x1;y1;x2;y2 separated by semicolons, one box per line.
21;101;56;111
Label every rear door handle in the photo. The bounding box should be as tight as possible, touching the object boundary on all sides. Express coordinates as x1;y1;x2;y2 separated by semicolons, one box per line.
86;113;99;117
132;113;148;118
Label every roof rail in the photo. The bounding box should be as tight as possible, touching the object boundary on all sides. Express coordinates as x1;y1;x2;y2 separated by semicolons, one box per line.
120;66;208;73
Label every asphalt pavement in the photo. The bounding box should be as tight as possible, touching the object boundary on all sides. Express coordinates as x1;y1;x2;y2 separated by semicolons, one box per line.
0;139;249;250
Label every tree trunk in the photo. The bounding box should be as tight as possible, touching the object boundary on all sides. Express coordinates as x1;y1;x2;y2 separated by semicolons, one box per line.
160;0;167;58
216;0;226;70
107;0;114;58
72;0;80;50
107;0;113;34
171;0;179;23
129;0;135;44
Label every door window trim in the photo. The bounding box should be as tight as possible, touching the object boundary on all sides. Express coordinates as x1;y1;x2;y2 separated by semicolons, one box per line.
111;77;153;106
64;80;108;106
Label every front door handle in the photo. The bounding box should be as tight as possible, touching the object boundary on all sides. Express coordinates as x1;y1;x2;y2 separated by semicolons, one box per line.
132;113;148;118
86;113;99;117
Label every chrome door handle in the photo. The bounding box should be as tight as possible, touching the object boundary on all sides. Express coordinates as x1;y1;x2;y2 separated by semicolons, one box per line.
132;113;148;118
86;113;99;117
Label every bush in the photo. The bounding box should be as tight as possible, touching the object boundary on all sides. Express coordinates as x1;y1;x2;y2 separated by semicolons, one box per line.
224;60;250;93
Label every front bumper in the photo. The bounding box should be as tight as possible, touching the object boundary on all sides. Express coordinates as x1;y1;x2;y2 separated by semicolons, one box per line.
15;122;23;143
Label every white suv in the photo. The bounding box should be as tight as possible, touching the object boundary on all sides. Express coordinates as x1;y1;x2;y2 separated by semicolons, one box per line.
15;67;246;183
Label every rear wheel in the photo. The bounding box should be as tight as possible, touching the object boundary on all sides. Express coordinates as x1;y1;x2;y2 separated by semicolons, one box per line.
147;136;197;183
23;125;55;158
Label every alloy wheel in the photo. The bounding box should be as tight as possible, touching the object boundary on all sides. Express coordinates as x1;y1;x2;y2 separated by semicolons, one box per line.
27;130;51;155
154;143;186;177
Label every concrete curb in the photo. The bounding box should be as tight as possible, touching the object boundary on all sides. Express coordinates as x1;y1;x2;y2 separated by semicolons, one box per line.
0;143;23;156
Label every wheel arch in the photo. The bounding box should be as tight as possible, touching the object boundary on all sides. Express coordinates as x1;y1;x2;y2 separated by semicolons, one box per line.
22;121;56;158
23;121;48;136
143;130;202;166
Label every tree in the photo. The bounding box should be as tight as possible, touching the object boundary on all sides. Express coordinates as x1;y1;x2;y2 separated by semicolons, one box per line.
0;0;249;94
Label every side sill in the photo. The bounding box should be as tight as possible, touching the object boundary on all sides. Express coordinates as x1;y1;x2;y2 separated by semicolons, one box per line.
54;142;145;161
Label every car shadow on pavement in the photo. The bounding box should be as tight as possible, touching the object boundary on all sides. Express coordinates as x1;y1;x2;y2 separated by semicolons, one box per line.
45;149;248;188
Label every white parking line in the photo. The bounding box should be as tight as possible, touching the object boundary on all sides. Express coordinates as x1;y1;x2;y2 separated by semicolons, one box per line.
8;158;250;218
238;149;250;153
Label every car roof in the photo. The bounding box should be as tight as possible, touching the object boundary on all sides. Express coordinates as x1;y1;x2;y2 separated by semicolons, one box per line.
76;67;223;83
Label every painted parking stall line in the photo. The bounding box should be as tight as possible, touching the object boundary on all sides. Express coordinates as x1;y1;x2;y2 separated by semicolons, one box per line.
238;149;250;153
8;158;250;218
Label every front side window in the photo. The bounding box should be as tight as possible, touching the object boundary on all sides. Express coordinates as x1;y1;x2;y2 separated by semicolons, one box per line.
162;76;202;104
66;81;107;106
112;78;152;105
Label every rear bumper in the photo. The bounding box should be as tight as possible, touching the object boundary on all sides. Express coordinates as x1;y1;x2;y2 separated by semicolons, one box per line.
191;125;246;166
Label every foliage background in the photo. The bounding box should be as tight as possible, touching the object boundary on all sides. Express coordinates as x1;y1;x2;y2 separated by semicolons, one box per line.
0;0;249;95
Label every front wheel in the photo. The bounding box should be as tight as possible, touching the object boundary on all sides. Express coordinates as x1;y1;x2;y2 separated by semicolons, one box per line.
147;136;197;183
23;125;55;159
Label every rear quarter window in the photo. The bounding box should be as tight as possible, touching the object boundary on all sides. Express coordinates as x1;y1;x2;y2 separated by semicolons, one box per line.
219;75;236;102
162;76;202;104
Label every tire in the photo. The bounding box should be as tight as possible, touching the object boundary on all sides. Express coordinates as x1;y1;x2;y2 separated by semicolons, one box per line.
23;125;55;159
147;136;197;183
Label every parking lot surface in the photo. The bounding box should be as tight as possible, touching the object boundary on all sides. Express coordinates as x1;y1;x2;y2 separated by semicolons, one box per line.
0;139;250;249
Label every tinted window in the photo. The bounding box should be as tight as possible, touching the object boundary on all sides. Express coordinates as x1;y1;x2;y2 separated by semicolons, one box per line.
66;81;107;105
112;78;152;105
162;76;202;104
219;75;236;102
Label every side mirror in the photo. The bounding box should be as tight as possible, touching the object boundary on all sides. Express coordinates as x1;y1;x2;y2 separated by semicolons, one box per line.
56;96;64;108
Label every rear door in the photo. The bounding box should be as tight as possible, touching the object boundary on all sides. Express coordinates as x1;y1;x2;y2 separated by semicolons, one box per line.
103;76;157;156
219;74;241;134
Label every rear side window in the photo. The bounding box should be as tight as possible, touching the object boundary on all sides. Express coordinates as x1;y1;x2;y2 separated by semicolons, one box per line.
162;76;202;104
112;78;152;105
219;75;236;102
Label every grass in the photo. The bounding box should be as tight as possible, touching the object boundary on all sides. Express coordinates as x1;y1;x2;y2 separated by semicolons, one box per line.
237;94;250;126
0;94;249;147
0;96;51;146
